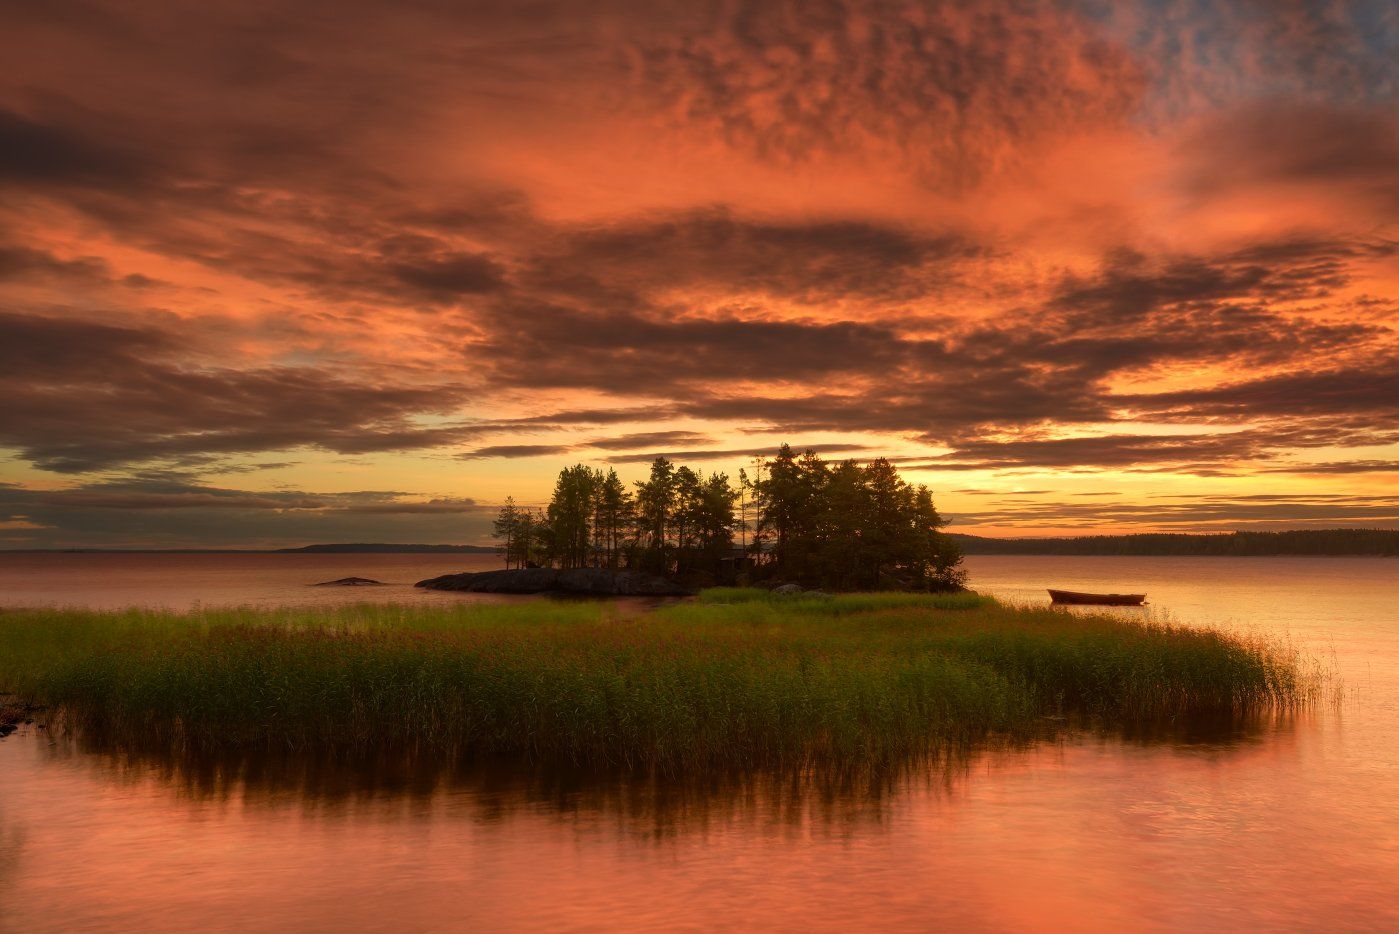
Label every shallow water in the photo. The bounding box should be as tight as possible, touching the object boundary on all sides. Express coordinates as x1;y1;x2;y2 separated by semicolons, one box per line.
2;554;1397;931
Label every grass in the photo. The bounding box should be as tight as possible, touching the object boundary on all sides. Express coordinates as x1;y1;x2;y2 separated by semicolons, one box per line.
0;591;1310;772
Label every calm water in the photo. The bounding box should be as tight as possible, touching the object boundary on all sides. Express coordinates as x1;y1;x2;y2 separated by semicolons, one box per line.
2;554;1397;932
0;551;504;611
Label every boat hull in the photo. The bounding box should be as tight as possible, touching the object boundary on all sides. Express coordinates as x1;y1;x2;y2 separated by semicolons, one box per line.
1048;589;1146;606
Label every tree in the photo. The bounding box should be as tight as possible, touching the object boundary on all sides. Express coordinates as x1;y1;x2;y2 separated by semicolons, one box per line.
695;471;738;565
546;464;597;569
758;445;801;571
596;468;632;569
491;447;962;590
491;497;521;568
633;457;677;573
748;448;964;591
672;466;701;572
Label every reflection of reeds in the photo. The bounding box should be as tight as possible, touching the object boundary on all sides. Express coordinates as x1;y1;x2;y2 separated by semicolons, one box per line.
0;592;1312;773
44;731;991;832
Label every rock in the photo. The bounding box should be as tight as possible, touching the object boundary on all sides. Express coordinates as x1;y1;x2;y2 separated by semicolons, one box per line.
415;567;694;596
313;577;384;586
677;569;718;591
773;583;804;595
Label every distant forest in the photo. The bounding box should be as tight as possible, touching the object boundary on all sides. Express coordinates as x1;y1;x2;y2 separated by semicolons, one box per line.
492;445;965;590
276;543;497;554
952;529;1399;556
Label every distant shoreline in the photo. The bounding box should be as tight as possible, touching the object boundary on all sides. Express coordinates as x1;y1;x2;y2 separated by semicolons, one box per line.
951;529;1398;557
1;530;1395;557
0;543;500;555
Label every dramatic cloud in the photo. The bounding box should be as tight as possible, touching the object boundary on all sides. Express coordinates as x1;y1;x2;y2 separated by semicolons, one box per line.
0;0;1395;545
634;0;1146;185
1183;102;1399;215
458;445;576;460
602;443;870;465
0;107;153;186
586;431;716;451
0;312;482;472
0;479;492;548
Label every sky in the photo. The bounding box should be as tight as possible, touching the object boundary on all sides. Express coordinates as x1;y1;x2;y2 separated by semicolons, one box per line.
1;0;1396;548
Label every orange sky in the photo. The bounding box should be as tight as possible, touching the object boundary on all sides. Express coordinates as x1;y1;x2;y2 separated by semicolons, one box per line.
1;0;1396;547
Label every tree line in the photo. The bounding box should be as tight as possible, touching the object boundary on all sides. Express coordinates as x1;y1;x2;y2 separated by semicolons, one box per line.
491;445;965;590
950;529;1399;556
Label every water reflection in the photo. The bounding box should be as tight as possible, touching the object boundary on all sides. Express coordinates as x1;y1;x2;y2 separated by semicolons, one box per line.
30;707;1303;833
4;554;1394;931
9;710;1395;932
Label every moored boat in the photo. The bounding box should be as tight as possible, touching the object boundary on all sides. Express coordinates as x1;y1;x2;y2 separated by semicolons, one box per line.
1048;589;1146;606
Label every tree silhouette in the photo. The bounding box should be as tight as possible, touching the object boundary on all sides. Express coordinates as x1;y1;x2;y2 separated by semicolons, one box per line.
495;447;964;590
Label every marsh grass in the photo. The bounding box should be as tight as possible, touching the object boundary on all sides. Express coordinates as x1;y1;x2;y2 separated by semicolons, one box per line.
0;592;1311;772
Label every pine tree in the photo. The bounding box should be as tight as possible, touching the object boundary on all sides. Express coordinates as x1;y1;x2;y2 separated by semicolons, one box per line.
633;457;677;574
492;447;961;589
491;497;520;568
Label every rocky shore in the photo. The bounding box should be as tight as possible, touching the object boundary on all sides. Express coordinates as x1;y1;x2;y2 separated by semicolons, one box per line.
416;567;694;596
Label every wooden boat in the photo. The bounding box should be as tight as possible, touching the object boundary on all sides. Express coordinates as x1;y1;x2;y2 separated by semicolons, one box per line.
1048;589;1146;606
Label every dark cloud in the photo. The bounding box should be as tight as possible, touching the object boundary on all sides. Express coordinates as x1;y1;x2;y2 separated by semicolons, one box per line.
1122;363;1399;424
451;234;1394;456
538;209;982;303
0;312;481;472
1048;241;1367;319
1183;101;1399;212
385;252;507;301
916;416;1399;474
4;229;1393;478
602;443;869;464
585;431;715;450
472;301;930;390
1259;460;1399;475
0;244;113;284
513;406;680;426
0;479;491;548
925;433;1262;472
634;0;1145;185
0;107;151;186
458;444;576;460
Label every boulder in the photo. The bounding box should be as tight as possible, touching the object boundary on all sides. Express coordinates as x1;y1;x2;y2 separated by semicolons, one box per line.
314;576;384;586
772;583;804;595
415;567;693;596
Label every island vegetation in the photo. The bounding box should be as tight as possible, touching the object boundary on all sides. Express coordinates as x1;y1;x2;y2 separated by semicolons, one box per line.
491;445;966;592
0;592;1310;771
278;543;499;554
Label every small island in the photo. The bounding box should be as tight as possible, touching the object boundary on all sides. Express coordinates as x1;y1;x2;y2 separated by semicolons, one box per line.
468;445;967;594
0;447;1315;771
418;567;692;596
0;590;1309;770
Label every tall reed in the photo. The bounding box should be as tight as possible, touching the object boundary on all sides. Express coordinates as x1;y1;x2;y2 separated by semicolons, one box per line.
0;593;1310;771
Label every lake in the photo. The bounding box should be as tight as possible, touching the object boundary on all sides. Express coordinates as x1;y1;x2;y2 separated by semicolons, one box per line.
2;553;1396;931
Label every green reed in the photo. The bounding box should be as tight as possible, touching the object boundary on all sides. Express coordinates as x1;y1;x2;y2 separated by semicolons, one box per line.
0;592;1310;771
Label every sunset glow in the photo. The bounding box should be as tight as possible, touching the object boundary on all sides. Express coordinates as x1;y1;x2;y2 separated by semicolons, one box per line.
2;1;1396;547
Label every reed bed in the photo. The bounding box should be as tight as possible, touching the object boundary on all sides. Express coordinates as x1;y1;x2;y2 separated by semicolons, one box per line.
0;592;1309;771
